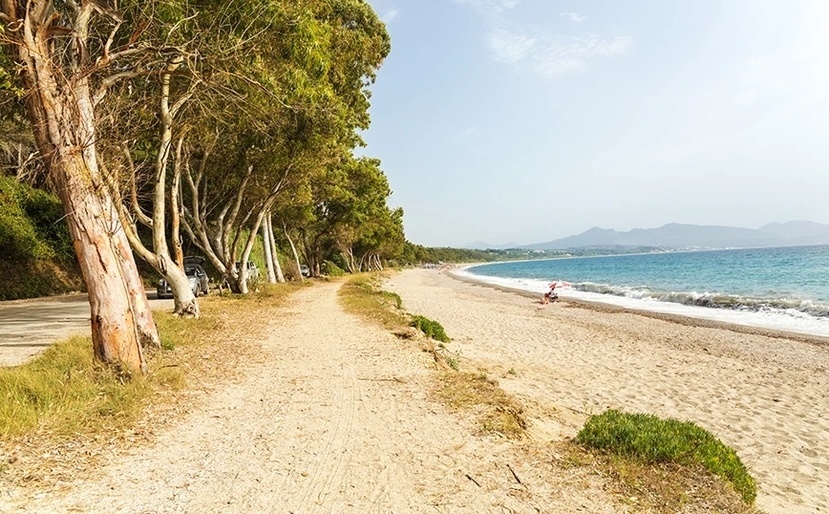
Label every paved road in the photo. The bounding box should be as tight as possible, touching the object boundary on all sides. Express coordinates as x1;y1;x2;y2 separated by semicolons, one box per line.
0;293;174;367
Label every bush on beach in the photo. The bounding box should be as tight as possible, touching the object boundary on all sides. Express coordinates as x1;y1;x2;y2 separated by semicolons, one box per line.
409;315;450;343
576;409;757;504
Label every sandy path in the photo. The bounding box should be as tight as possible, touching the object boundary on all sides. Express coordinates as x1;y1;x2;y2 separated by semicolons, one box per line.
5;281;617;513
384;270;829;514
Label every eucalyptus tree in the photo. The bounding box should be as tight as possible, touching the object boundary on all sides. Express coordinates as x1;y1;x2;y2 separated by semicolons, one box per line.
0;0;191;372
295;156;402;274
179;0;390;291
95;2;234;317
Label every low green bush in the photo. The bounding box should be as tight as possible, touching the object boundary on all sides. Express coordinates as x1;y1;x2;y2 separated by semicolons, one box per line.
324;260;346;276
410;315;450;343
576;409;756;504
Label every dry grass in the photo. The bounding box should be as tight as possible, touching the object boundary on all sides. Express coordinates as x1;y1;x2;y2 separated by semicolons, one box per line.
435;371;527;440
338;273;409;330
0;282;303;487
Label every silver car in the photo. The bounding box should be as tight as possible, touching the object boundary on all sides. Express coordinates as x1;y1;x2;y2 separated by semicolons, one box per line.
157;257;209;299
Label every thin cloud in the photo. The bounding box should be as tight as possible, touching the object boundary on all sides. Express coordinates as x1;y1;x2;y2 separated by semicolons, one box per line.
455;0;630;77
488;29;536;63
489;28;632;76
534;35;632;76
560;12;588;23
382;8;400;23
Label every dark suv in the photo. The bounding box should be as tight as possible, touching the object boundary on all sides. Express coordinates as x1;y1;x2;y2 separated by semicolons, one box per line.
157;257;209;299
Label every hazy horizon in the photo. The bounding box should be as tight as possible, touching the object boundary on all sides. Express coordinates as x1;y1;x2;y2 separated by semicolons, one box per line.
362;1;829;247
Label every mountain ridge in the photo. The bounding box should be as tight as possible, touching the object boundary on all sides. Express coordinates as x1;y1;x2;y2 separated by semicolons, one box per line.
465;221;829;250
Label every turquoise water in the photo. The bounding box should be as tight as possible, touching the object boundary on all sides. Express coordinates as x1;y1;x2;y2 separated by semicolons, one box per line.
464;245;829;336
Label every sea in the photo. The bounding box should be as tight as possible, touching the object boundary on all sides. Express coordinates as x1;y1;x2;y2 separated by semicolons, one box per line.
461;245;829;338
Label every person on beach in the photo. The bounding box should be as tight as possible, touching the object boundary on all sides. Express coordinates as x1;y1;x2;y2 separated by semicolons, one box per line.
543;281;559;304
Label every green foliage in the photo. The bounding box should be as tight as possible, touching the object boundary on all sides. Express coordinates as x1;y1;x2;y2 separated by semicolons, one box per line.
324;260;346;276
398;242;675;265
577;409;757;504
382;290;402;310
0;176;50;260
0;177;81;299
0;176;72;262
410;315;450;343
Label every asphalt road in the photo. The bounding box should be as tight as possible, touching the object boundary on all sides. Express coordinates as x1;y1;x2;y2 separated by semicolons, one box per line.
0;292;174;367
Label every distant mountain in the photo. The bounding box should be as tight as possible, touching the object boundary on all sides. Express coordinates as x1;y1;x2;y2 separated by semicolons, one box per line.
525;221;829;250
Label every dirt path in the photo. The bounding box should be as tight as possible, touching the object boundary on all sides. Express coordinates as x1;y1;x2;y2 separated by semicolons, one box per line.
5;281;615;513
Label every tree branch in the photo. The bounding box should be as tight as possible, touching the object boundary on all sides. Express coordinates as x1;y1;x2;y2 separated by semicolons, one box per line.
123;143;153;228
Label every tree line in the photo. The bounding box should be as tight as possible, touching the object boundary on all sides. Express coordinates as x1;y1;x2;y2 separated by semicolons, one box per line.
1;0;403;373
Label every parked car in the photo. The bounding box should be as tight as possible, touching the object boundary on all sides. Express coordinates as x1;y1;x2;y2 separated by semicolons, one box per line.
300;264;311;277
233;260;260;281
157;256;209;299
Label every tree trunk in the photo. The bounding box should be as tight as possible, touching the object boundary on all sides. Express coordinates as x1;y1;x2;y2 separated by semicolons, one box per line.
268;215;285;283
56;152;148;373
284;224;304;281
171;138;185;270
261;214;277;284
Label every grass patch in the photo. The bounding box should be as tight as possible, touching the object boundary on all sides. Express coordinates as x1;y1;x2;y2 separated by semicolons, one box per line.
410;315;450;343
436;372;526;439
577;409;757;505
0;336;159;438
339;274;409;330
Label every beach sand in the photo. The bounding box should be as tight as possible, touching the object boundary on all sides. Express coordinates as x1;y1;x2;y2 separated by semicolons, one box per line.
385;269;829;514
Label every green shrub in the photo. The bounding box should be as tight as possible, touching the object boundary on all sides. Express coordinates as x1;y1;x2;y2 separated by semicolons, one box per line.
576;409;756;504
324;260;346;276
382;290;402;309
410;315;450;343
0;176;73;262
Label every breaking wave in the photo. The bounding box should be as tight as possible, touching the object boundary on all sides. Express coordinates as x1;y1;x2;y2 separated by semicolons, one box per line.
571;282;829;319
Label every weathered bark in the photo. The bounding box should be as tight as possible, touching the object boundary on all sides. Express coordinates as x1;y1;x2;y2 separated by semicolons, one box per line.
57;153;148;372
113;59;199;317
171;138;185;271
118;142;199;318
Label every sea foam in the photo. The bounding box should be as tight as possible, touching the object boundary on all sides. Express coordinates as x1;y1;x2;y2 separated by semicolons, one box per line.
455;269;829;338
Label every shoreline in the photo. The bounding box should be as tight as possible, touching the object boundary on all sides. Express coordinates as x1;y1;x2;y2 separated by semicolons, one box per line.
448;270;829;347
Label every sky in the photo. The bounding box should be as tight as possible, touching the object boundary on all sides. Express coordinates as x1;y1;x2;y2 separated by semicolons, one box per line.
361;0;829;247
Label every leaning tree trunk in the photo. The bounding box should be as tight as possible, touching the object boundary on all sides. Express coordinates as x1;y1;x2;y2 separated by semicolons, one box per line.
3;3;156;373
267;215;285;283
261;218;277;284
283;223;305;281
55;151;149;373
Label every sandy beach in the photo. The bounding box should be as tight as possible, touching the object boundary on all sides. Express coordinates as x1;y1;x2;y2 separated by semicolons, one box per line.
385;269;829;514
